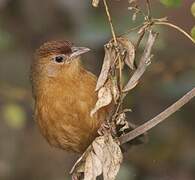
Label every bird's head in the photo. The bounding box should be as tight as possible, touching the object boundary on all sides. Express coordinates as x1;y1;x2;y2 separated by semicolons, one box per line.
31;40;90;97
32;40;90;79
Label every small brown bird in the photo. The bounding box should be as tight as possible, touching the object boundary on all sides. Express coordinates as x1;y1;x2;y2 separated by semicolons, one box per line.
31;40;108;153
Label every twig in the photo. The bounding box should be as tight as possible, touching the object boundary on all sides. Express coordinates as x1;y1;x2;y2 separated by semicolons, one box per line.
118;24;143;37
135;28;146;51
119;87;195;144
103;0;117;44
146;0;152;20
103;0;123;110
154;22;195;44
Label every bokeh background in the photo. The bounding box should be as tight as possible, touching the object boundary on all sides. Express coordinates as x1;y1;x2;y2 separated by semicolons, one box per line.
0;0;195;179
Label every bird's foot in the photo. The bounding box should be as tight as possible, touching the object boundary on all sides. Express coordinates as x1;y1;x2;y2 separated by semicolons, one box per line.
72;173;83;180
98;122;110;135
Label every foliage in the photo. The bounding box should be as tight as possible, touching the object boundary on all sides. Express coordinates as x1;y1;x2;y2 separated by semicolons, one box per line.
191;2;195;40
160;0;182;7
191;26;195;40
2;103;26;129
191;2;195;17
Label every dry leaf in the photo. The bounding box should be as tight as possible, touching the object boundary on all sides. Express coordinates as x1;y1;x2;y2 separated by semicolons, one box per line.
95;46;112;91
116;113;130;133
117;37;136;70
116;113;126;125
119;122;129;132
87;135;122;180
84;151;102;180
102;134;123;180
92;0;100;7
128;0;137;4
123;31;158;92
71;134;123;180
91;85;112;116
70;146;92;178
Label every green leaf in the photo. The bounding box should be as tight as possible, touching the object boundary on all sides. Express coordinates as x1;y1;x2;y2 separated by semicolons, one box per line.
191;26;195;41
160;0;182;7
2;103;26;129
191;2;195;17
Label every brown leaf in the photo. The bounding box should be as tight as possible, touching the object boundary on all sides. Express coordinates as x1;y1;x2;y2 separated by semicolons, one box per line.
71;134;123;180
123;31;158;92
91;85;112;116
128;0;137;4
102;134;123;180
84;151;102;180
70;146;92;177
86;135;122;180
116;113;130;132
95;46;112;91
92;0;100;7
117;37;136;70
116;113;126;126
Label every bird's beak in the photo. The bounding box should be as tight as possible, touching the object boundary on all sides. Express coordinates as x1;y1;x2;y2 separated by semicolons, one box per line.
70;46;91;59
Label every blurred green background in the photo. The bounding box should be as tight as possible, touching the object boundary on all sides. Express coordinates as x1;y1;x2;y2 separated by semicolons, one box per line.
0;0;195;179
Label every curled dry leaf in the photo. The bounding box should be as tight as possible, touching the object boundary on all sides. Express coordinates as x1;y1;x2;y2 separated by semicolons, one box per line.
117;37;136;70
71;134;123;180
116;113;130;133
91;85;112;117
123;31;158;92
70;146;92;179
95;46;113;91
96;38;135;92
116;113;126;125
92;0;100;7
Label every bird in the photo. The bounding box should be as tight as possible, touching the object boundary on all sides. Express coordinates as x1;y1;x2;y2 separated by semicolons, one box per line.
31;40;109;153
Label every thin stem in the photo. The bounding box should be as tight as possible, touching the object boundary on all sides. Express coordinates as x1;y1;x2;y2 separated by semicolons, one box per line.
154;22;195;44
103;0;117;44
120;87;195;144
135;29;146;50
146;0;152;20
118;24;143;37
103;0;123;92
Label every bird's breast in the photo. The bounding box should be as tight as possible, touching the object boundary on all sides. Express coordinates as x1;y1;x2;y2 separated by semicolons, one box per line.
35;72;106;152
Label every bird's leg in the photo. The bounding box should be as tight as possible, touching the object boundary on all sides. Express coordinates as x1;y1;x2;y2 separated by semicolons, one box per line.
98;122;110;136
72;173;79;180
72;173;83;180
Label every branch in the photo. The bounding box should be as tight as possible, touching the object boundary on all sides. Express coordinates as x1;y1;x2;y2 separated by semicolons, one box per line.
154;22;195;44
119;87;195;145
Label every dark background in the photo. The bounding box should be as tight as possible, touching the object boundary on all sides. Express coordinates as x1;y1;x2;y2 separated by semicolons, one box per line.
0;0;195;179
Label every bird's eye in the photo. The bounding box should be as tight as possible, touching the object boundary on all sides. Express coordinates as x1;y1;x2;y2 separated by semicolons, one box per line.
53;55;65;63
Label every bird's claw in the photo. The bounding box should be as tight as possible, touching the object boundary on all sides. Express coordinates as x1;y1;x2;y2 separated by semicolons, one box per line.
98;123;110;135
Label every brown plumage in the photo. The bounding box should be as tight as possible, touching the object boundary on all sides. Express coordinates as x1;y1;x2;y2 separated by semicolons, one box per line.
31;40;108;153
